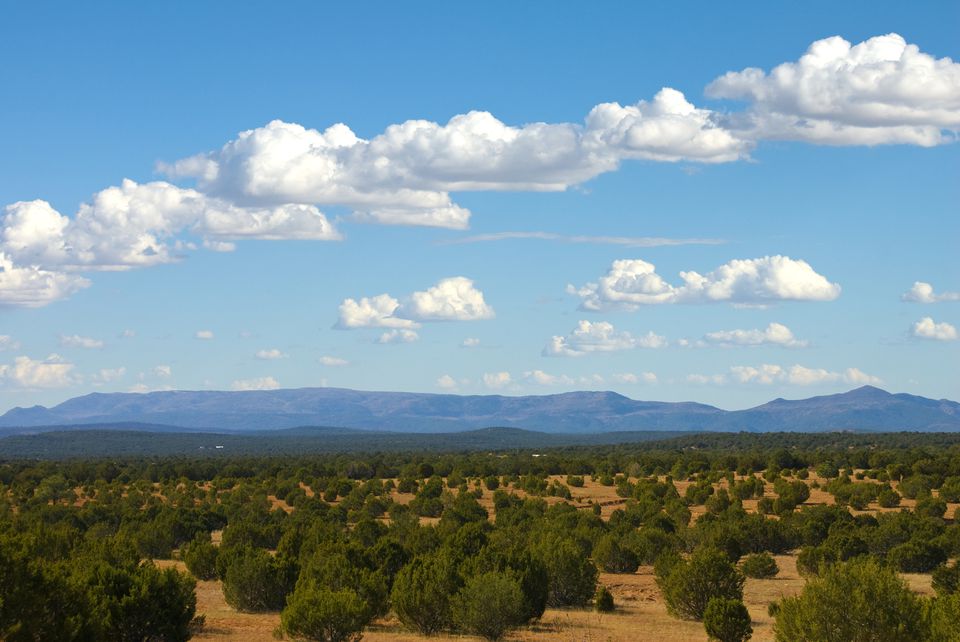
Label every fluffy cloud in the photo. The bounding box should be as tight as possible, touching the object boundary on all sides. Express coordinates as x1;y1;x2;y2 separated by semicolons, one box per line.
436;374;459;390
377;329;420;344
338;277;492;334
570;256;840;310
0;180;339;307
4;33;952;310
703;322;807;348
195;330;215;340
318;355;349;366
707;34;960;145
690;364;881;386
0;252;90;308
544;320;667;357
524;370;575;386
0;335;20;351
231;376;280;391
91;367;126;384
59;334;105;349
153;365;172;378
255;349;288;360
912;317;958;341
162;91;747;229
336;294;419;329
0;354;76;389
2;181;340;272
482;371;512;389
461;337;480;348
400;277;494;322
902;281;960;303
612;372;658;384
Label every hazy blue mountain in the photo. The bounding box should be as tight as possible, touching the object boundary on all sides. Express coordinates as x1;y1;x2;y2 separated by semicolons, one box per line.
0;385;957;435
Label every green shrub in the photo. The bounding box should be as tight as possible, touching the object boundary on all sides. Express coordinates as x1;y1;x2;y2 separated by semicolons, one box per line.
774;558;927;641
703;597;752;642
740;552;778;579
887;540;947;573
182;533;218;580
451;571;526;641
595;585;615;612
593;534;639;574
914;495;947;519
281;587;367;642
390;552;459;635
221;547;293;612
533;535;597;607
567;475;585;488
927;592;960;641
877;488;901;508
656;547;745;620
932;560;960;596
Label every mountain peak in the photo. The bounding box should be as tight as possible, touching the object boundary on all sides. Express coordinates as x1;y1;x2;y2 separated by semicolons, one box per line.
845;385;891;398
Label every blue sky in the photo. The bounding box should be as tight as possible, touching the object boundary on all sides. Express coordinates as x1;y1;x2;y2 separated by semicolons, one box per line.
1;1;957;411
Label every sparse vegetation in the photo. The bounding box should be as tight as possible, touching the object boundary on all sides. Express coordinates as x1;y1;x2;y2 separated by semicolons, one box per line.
0;431;958;640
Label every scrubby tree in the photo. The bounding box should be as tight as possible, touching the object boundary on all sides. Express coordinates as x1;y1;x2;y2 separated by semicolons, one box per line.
533;534;597;607
593;534;639;573
281;586;367;642
774;558;927;641
595;585;615;613
657;547;745;620
182;532;218;580
451;571;526;641
221;546;293;612
740;552;778;579
703;597;752;642
390;552;459;635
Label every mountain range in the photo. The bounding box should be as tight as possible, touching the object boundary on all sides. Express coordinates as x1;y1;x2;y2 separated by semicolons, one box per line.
1;385;958;436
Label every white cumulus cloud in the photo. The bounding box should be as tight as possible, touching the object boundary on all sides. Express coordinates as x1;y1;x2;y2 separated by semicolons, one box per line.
0;335;20;351
400;277;494;321
161;91;748;230
690;364;881;386
570;256;840;311
231;376;280;391
153;365;172;378
912;317;958;341
195;330;214;340
707;33;960;146
461;337;481;348
543;320;667;357
482;371;512;389
338;277;492;335
612;372;658;384
436;374;459;390
0;180;339;307
0;252;90;308
902;281;960;303
523;370;575;386
703;322;807;348
377;329;420;344
318;355;349;366
0;354;77;389
59;334;105;349
255;348;288;360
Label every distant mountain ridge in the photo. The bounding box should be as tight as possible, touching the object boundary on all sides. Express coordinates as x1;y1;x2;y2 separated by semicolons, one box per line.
1;385;958;435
